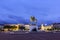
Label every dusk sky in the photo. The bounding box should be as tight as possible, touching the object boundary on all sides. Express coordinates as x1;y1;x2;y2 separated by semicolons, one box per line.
0;0;60;24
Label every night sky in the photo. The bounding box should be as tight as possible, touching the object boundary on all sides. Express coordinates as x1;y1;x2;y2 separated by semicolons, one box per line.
0;0;60;24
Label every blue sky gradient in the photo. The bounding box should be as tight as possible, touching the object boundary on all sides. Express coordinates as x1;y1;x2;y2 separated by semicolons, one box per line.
0;0;60;24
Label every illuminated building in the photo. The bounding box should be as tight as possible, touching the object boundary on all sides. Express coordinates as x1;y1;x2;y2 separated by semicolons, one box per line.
41;24;53;31
10;24;20;31
25;25;30;30
4;24;21;31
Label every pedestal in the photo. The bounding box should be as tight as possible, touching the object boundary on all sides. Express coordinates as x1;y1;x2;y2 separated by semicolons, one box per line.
29;25;38;32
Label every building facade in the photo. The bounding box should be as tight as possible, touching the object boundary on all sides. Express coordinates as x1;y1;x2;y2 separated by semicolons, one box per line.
41;24;53;31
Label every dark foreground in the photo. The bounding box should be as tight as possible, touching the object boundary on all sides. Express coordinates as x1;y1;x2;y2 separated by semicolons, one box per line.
0;32;60;40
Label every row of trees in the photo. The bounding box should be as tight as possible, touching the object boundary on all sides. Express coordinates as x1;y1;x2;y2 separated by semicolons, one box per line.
47;27;60;31
4;25;17;29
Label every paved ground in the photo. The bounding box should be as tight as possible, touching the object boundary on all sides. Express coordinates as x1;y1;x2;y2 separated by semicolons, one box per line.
0;31;60;40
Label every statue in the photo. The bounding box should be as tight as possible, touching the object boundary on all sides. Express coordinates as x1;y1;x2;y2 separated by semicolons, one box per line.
29;16;38;32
